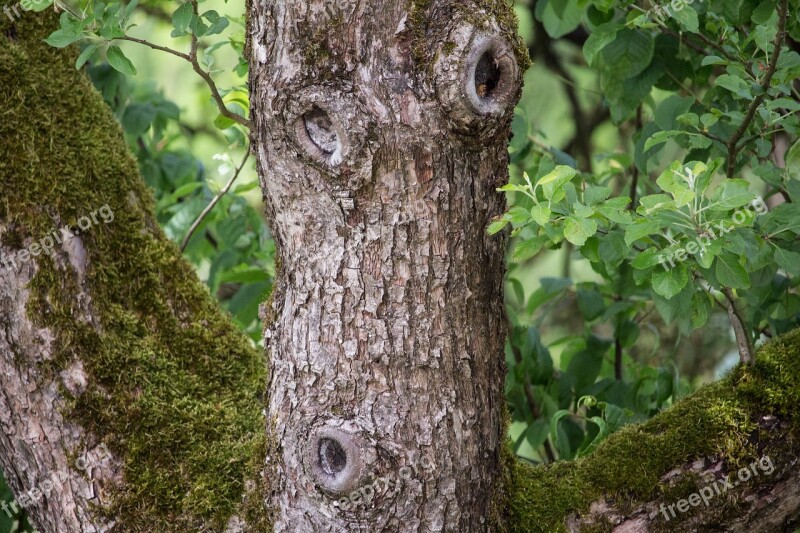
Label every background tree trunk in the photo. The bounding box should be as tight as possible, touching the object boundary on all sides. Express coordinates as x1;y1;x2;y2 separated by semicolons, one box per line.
247;0;527;530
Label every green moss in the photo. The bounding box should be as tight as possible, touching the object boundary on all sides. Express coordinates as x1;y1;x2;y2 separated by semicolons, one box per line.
407;0;531;73
458;0;531;71
505;329;800;532
0;15;270;530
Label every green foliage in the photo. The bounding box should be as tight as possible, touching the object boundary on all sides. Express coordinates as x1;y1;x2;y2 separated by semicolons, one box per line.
46;0;250;127
501;0;800;465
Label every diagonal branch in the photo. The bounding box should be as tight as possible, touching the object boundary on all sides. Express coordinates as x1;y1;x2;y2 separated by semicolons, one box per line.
181;149;251;251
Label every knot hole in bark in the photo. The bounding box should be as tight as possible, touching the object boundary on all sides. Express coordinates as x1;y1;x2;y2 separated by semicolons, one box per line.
305;426;365;496
434;30;521;128
464;36;517;115
318;437;347;475
295;105;343;166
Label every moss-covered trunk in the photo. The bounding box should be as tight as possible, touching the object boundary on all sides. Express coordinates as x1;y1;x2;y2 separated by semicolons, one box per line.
0;14;268;532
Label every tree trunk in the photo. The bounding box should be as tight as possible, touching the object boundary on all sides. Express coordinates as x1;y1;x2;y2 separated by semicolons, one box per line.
247;1;527;529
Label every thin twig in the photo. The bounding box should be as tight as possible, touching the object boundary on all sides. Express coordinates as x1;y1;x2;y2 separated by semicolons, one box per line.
725;0;789;178
721;287;755;364
187;0;252;130
181;149;251;252
628;106;642;210
115;2;252;130
118;36;190;60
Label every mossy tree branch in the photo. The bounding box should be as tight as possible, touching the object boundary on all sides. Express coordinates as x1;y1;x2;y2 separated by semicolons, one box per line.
0;14;269;532
506;329;800;532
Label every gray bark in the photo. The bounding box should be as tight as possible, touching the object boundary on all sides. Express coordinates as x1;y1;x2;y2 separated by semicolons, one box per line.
0;238;120;532
247;0;523;530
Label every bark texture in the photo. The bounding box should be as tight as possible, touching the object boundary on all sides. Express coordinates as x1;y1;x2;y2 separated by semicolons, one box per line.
247;0;527;530
0;241;120;532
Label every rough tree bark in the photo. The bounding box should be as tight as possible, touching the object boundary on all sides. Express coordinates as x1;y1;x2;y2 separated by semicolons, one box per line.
1;5;800;533
247;0;526;530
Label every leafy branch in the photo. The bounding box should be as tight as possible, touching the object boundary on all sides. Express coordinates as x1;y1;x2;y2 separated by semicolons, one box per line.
725;0;789;178
46;0;252;130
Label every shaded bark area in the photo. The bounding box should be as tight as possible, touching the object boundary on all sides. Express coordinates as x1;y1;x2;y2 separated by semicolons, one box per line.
247;0;526;530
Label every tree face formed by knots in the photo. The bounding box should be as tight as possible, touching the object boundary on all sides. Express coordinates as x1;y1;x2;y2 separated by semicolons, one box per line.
248;1;526;530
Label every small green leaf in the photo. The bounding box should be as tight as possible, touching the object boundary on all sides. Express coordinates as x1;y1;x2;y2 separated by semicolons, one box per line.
202;10;230;36
106;46;137;75
701;55;727;66
625;220;660;246
670;5;699;33
651;263;689;299
773;247;800;276
525;419;550;449
715;74;752;99
631;247;663;269
513;237;544;262
171;2;193;36
564;216;597;246
577;286;605;320
21;0;53;12
714;254;750;289
487;217;510;236
530;205;551;226
214;113;236;130
600;29;654;79
583;22;619;65
45;29;82;48
75;43;100;69
538;165;577;200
